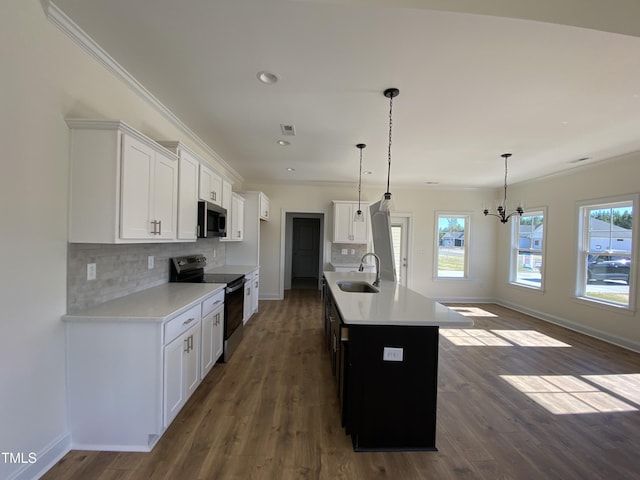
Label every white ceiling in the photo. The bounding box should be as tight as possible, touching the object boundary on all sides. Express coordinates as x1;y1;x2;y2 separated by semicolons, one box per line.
51;0;640;189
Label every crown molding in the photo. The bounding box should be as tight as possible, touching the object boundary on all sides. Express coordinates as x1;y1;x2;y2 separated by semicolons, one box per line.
41;1;243;185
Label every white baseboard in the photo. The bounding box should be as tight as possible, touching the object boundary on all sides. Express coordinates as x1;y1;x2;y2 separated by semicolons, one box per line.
496;299;640;354
8;432;71;480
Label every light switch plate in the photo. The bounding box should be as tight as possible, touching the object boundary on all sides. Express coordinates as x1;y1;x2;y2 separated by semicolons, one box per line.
148;256;154;269
383;347;404;362
341;248;348;255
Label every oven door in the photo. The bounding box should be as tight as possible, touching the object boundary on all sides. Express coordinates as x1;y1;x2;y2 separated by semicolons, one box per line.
224;279;245;339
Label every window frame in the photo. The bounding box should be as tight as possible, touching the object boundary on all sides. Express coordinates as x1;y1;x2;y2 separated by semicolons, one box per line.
509;207;547;291
434;212;471;280
575;194;638;311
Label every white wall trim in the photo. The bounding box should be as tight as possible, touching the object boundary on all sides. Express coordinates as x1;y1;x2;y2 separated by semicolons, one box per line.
8;432;71;480
496;299;640;354
41;1;243;185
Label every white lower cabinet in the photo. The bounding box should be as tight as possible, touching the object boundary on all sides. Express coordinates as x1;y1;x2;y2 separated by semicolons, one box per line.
243;272;253;324
64;285;224;452
163;320;200;427
200;290;225;378
242;269;260;324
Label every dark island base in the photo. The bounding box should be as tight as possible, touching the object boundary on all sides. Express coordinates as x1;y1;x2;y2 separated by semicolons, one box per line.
344;325;440;451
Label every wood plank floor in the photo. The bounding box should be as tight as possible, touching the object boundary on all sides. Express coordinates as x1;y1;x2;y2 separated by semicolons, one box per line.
43;291;640;479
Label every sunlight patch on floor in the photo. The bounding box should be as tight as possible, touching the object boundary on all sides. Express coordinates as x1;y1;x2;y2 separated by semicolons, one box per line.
491;330;571;347
583;374;640;406
448;306;497;317
440;329;512;346
441;329;571;347
500;375;638;414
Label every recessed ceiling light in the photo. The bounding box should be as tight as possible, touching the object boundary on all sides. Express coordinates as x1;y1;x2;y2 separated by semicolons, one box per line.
425;181;439;185
363;170;373;175
569;157;591;164
286;167;295;172
277;140;290;146
257;71;279;85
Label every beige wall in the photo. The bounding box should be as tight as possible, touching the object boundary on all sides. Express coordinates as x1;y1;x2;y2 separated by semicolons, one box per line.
244;182;499;301
495;153;640;350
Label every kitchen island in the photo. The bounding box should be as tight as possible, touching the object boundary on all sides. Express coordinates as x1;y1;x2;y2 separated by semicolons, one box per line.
323;271;473;451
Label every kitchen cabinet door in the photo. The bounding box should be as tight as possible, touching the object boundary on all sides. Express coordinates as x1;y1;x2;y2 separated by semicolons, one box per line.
333;202;369;244
199;164;222;205
152;149;179;240
222;179;232;214
176;148;199;240
163;322;200;427
251;270;259;314
119;132;178;240
243;272;253;324
259;192;270;221
201;304;224;377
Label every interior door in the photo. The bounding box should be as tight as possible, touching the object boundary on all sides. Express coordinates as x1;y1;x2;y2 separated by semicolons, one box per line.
292;218;320;279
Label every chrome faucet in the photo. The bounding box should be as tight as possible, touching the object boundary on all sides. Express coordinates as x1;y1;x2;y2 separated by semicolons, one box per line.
359;252;381;286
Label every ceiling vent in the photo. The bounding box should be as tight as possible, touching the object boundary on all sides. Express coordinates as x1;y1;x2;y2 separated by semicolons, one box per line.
280;124;296;136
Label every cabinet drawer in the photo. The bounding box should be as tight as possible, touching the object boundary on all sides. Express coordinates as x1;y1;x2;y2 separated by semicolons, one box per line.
202;289;225;317
164;304;201;344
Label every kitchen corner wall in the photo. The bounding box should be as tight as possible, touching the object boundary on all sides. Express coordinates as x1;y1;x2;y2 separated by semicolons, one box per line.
67;239;225;312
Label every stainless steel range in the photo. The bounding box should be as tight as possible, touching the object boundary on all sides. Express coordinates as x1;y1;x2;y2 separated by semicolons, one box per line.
170;254;245;362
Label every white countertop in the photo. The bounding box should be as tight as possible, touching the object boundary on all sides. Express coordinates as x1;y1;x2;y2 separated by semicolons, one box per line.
63;283;225;323
323;271;473;327
206;264;259;275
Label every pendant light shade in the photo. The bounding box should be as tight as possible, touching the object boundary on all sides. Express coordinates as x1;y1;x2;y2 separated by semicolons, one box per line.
354;143;366;223
379;88;399;213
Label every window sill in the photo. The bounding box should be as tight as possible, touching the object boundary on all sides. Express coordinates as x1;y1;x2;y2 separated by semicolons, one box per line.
573;296;636;315
507;282;545;294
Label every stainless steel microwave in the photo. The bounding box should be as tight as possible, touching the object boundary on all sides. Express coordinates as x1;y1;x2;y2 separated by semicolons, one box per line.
197;201;227;238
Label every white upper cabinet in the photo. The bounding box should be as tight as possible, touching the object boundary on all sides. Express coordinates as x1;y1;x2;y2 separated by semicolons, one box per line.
199;164;222;206
231;193;245;241
67;119;179;243
158;141;199;241
333;201;370;244
222;179;232;214
259;192;270;221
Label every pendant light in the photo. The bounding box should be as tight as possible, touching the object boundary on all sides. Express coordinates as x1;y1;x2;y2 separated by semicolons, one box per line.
379;87;399;213
354;143;366;222
483;153;524;223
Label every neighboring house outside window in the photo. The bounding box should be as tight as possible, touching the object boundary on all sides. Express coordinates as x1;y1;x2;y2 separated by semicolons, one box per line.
577;196;636;309
510;208;546;289
435;213;469;279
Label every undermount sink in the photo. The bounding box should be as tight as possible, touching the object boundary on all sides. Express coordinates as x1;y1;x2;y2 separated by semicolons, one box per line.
337;281;379;293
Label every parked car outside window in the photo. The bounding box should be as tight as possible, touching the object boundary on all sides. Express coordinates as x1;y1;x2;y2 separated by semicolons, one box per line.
587;253;631;284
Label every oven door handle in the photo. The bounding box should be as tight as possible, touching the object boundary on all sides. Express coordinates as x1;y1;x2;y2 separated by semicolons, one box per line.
226;280;246;294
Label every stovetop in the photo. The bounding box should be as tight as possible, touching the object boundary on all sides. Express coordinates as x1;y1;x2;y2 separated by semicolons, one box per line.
169;254;244;285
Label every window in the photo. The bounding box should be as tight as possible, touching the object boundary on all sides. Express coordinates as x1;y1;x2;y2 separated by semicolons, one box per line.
435;214;469;278
511;209;546;289
577;197;636;309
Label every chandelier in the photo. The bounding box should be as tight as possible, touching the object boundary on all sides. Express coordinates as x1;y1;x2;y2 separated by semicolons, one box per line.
483;153;524;223
354;143;366;222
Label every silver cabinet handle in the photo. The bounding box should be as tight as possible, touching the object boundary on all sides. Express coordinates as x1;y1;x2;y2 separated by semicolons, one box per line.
183;317;195;326
184;337;189;353
158;220;162;235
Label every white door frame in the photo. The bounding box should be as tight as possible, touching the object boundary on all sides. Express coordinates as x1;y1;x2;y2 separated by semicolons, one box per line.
279;209;327;298
391;213;413;288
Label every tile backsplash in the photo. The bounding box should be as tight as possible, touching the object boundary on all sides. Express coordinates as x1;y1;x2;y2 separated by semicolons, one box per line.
330;243;369;265
67;238;225;312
